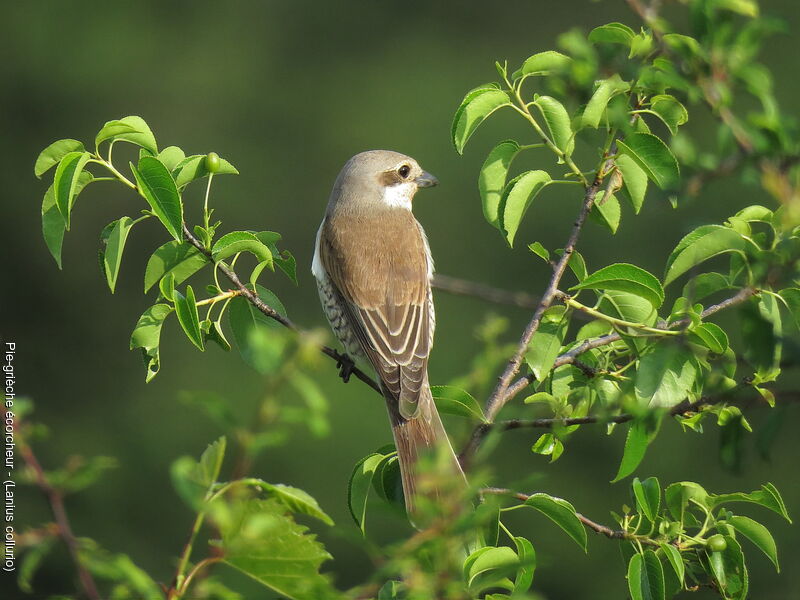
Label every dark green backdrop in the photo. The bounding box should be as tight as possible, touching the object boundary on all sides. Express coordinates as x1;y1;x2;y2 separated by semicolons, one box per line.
3;1;798;598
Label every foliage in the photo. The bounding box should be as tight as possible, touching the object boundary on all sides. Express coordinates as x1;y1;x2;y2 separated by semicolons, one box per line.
22;0;799;598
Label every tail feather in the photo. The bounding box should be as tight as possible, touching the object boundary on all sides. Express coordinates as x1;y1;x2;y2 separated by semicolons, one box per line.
385;385;467;524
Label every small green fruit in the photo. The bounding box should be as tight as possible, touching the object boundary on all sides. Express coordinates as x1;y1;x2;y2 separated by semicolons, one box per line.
707;534;727;552
205;152;220;173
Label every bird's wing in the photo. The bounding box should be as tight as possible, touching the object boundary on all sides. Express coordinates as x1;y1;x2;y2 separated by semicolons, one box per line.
319;215;432;419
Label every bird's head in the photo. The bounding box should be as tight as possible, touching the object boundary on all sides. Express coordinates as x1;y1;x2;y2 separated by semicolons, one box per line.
329;150;438;212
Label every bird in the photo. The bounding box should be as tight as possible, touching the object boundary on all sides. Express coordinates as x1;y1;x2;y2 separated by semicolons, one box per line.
312;150;467;521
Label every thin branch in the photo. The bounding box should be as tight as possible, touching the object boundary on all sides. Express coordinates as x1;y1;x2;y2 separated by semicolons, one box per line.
17;427;101;600
181;223;382;395
500;287;758;410
481;487;659;546
484;178;604;422
432;273;541;310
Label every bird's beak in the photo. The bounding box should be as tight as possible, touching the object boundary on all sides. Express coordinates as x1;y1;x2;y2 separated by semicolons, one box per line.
415;171;439;188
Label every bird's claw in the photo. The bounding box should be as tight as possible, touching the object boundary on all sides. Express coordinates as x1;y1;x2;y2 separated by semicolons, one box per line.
336;353;355;383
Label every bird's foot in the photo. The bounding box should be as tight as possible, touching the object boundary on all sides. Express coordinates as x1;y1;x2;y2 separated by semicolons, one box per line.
335;353;356;383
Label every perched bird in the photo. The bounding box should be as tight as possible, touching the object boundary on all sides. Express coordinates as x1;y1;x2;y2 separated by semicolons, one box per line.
312;150;466;519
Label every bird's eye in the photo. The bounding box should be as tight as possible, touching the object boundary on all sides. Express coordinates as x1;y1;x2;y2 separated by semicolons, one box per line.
398;165;411;179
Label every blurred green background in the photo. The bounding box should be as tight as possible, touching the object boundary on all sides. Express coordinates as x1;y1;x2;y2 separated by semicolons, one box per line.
3;1;799;598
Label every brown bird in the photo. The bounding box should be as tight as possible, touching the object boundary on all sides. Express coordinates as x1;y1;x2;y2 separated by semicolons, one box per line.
313;150;466;519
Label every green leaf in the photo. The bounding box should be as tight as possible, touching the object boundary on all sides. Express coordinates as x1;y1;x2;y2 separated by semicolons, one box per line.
99;217;135;293
452;87;511;154
523;493;587;551
129;303;173;382
726;515;779;571
35;139;85;178
431;386;486;421
500;170;552;246
174;285;204;351
513;51;572;79
372;452;403;507
347;453;384;534
628;551;665;600
228;286;288;372
689;322;728;354
170;437;226;508
254;482;334;526
616;133;680;190
707;536;748;600
591;191;621;233
202;318;232;352
130;156;183;241
589;22;636;46
95;116;157;154
18;536;56;593
531;433;564;462
632;476;661;521
660;543;685;587
156;146;186;171
664;225;747;286
533;96;574;156
512;536;536;593
41;172;93;269
53;151;92;229
274;249;298;285
613;421;655;482
778;288;800;329
707;483;791;522
571;263;664;308
173;153;239;188
682;272;730;302
643;95;689;135
581;74;630;129
466;546;518;595
616;154;648;213
665;481;709;522
635;341;697;407
479;140;520;227
529;242;550;262
525;306;568;381
212;231;273;265
216;498;338;600
144;240;209;293
78;541;163;599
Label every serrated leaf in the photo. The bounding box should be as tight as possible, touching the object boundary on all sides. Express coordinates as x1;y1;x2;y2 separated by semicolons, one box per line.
171;437;226;508
212;231;272;265
215;498;339;600
253;482;334;526
660;543;685;586
617;133;680;189
613;421;654;482
689;322;728;354
525;306;568;381
95;116;158;154
130;303;173;382
682;272;730;302
156;146;186;171
589;22;636;46
513;51;572;79
643;95;688;135
431;386;486;421
99;217;135;293
174;285;204;350
347;453;384;534
452;88;511;154
664;225;747;286
571;263;664;308
632;476;661;521
533;96;574;156
523;493;587;551
144;240;209;293
173;153;239;188
727;515;779;571
130;156;183;241
581;75;630;129
479;140;520;227
54;151;92;229
707;483;791;522
616;154;648;213
500;170;552;246
635;341;697;407
35;139;85;178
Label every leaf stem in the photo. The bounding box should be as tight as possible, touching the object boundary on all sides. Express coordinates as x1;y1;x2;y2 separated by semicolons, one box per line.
558;293;680;336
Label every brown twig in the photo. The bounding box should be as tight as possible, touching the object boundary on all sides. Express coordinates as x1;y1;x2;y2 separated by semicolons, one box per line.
480;487;659;546
181;223;382;394
432;273;541;310
17;427;101;600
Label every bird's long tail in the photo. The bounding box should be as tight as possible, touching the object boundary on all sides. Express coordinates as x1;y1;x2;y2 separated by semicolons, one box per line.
385;385;468;526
